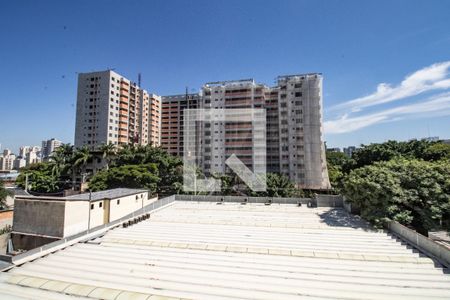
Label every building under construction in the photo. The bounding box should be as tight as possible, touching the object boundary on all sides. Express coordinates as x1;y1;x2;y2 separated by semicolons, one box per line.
161;73;330;190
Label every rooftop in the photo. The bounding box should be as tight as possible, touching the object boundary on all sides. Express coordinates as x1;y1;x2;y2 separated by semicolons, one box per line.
65;188;147;201
0;200;449;299
17;188;148;202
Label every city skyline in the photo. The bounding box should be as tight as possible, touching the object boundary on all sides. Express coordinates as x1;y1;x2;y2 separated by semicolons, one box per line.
1;0;450;151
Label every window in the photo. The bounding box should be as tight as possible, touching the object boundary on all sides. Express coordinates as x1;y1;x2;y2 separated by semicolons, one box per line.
295;92;302;97
99;202;102;208
90;204;94;210
117;199;120;205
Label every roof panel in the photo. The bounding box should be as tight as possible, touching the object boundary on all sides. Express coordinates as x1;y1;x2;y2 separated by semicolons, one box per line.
1;201;449;299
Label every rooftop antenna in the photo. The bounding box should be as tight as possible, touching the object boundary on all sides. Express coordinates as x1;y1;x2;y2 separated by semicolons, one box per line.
138;73;142;87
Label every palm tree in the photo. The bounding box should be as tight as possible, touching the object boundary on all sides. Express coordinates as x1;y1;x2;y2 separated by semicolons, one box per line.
49;144;73;176
71;146;91;189
98;143;116;170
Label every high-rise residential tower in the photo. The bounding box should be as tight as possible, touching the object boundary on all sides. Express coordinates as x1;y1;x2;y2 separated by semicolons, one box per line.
74;70;161;149
41;138;62;159
161;93;200;156
161;73;330;190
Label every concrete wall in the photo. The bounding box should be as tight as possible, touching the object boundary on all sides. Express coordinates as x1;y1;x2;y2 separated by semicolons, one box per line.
174;194;312;205
387;220;450;268
174;194;344;208
0;233;9;254
13;199;65;238
11;233;59;252
63;201;89;237
314;194;343;207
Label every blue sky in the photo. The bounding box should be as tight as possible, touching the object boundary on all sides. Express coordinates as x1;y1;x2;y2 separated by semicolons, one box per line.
1;0;449;152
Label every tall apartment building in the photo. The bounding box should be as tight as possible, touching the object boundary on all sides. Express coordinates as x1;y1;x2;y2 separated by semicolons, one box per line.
41;138;62;159
161;93;200;156
161;74;330;190
275;74;329;189
0;149;15;171
74;70;161;149
198;79;267;176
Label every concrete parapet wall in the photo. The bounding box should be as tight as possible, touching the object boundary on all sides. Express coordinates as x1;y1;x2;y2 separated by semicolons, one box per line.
313;194;343;207
174;194;312;205
387;220;450;268
11;233;59;252
0;233;10;255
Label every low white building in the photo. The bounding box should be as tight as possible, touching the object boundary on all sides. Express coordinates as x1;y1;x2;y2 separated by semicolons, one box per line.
11;188;157;250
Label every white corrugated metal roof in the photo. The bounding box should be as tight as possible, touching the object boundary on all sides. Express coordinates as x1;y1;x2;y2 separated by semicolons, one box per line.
0;201;449;299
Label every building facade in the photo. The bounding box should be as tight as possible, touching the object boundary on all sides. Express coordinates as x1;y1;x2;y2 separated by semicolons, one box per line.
41;138;62;159
0;149;15;171
161;74;330;190
161;93;200;156
74;70;161;149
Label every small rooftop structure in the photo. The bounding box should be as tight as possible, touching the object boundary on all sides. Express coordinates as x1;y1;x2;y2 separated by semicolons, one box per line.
0;196;449;299
11;188;155;251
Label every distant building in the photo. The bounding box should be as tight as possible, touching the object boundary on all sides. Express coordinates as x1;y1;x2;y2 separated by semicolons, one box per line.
13;158;26;170
17;146;42;167
443;139;450;145
343;146;357;157
161;93;200;157
0;149;15;171
41;138;62;159
421;136;440;142
25;149;40;165
327;147;341;153
12;188;157;250
74;70;161;149
162;74;330;190
18;146;30;158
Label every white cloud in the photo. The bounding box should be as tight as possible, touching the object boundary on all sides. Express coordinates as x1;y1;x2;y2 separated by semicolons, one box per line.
331;61;450;112
324;92;450;134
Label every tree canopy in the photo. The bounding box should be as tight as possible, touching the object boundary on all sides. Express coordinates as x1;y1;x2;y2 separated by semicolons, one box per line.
327;140;450;233
342;159;450;233
89;144;183;196
0;180;12;209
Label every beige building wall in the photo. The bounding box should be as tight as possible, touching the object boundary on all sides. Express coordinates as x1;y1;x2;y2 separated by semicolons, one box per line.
109;193;144;221
63;201;89;237
88;200;106;228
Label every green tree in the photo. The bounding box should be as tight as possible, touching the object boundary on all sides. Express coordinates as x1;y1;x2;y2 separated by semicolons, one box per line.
246;173;301;198
89;163;160;195
422;143;450;161
16;163;61;193
98;143;116;170
349;140;434;171
0;180;13;209
326;151;351;189
70;146;91;188
112;145;183;195
342;159;450;234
